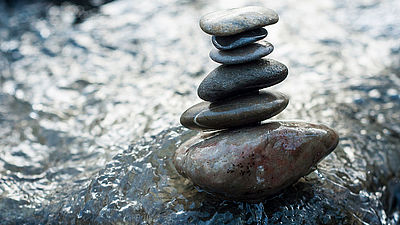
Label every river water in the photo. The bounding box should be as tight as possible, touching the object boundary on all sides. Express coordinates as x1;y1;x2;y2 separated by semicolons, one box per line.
0;0;399;224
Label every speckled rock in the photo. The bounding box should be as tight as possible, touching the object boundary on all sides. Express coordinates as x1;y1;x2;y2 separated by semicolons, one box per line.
200;6;279;36
212;28;268;50
180;91;288;130
174;121;339;200
209;40;273;65
198;58;288;102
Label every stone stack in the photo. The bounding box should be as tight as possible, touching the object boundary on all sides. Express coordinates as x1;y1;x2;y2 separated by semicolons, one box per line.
174;6;339;201
180;6;288;130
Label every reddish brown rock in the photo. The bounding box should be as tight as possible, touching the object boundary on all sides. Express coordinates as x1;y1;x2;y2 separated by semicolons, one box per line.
173;121;339;201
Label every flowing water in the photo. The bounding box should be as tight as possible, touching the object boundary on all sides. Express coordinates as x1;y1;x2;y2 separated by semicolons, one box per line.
0;0;399;224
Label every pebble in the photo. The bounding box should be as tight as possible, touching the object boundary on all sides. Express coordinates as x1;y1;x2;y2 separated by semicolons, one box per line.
174;121;339;201
198;58;288;102
209;40;273;65
200;6;279;36
180;91;288;130
212;28;268;50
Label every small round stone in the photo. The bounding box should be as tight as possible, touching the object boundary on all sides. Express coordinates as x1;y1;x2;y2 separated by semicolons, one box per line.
174;121;339;201
200;6;279;36
198;58;288;102
212;28;268;50
209;40;273;65
180;90;289;130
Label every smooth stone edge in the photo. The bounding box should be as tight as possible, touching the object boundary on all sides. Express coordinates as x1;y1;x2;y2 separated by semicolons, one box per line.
199;7;279;36
197;58;288;102
209;41;274;65
180;91;289;130
211;28;268;50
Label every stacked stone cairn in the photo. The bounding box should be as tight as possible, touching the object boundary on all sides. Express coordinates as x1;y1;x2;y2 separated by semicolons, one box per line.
173;6;339;201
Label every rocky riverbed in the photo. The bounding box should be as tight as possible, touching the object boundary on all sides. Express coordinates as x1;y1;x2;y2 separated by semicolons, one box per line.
0;0;400;224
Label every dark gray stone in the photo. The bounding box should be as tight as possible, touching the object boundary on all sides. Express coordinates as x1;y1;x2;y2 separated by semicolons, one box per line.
209;40;273;64
200;6;279;36
198;58;288;102
180;90;289;130
174;121;339;201
212;28;268;50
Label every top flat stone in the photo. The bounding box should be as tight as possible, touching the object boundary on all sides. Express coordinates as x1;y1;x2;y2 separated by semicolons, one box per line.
200;6;279;36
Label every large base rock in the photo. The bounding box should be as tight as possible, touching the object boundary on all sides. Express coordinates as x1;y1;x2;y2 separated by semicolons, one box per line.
174;121;339;201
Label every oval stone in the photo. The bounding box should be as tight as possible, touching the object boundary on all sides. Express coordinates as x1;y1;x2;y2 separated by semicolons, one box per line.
198;59;288;102
174;121;339;200
212;28;268;50
209;40;273;65
180;91;288;130
200;6;279;36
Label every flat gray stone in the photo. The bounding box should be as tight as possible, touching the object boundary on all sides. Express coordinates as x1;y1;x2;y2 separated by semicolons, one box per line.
180;90;288;130
209;40;273;64
198;58;288;102
200;6;279;36
212;28;268;50
174;121;339;201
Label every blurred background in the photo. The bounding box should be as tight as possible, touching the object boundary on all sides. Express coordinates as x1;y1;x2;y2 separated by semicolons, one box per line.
0;0;399;224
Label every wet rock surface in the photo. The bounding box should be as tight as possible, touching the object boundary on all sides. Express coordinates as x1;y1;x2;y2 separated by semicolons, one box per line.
209;40;274;64
180;91;288;130
198;59;288;102
174;121;339;200
200;6;279;36
0;0;400;224
384;178;400;215
212;28;268;50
